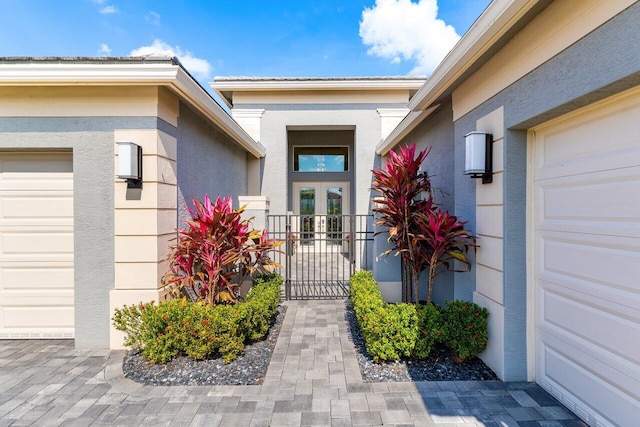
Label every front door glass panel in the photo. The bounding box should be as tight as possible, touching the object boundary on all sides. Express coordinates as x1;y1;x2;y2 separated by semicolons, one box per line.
300;187;315;244
293;182;350;252
326;187;343;244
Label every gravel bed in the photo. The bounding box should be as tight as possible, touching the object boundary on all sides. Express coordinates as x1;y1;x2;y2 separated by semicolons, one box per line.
345;301;498;382
122;305;286;386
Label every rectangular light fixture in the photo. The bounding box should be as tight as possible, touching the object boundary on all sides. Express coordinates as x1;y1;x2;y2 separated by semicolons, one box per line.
116;142;142;182
464;131;493;184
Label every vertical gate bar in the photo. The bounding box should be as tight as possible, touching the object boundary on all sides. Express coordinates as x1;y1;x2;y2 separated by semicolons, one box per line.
350;214;356;278
286;220;291;300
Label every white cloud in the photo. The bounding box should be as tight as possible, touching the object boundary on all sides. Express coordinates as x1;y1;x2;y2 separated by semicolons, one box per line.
99;5;118;15
359;0;460;76
98;43;112;55
129;39;212;80
145;11;161;26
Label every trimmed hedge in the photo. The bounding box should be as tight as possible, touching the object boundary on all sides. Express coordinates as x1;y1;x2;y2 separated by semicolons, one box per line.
438;300;489;361
350;271;418;361
112;273;283;364
350;271;488;362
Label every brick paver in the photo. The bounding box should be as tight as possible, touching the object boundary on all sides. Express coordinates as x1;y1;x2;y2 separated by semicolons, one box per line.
0;300;587;426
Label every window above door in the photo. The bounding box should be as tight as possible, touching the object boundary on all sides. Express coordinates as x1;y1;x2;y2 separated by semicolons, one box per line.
293;146;349;172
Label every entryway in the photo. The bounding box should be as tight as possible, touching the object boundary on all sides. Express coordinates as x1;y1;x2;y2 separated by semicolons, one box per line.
292;181;349;253
267;212;373;300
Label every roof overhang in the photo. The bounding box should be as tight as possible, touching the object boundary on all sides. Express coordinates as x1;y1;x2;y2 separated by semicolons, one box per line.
378;0;545;155
375;105;440;155
0;58;266;158
212;77;426;108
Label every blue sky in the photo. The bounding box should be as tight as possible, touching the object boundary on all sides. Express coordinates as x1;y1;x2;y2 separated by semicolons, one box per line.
0;0;490;84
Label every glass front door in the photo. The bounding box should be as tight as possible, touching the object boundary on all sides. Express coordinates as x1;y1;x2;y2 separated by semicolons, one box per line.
293;182;350;252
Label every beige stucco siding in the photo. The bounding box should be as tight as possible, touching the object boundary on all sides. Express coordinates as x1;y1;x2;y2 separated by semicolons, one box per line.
110;94;179;348
452;0;636;121
232;90;411;106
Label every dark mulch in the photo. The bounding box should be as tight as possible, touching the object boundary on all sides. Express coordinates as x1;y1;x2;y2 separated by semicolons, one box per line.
122;305;286;386
344;301;498;382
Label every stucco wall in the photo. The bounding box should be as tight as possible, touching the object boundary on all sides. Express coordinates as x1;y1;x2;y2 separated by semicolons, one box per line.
375;100;458;303
247;104;393;217
393;2;640;380
458;1;640;381
0;116;141;348
176;102;249;224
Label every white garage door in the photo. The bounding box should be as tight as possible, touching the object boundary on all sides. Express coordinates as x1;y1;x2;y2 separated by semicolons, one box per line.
532;88;640;426
0;152;74;339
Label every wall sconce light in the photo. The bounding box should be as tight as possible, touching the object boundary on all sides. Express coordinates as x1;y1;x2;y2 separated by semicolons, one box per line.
117;142;142;188
464;131;493;184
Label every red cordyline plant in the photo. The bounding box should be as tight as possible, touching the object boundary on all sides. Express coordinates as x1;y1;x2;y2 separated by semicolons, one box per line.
162;195;282;305
413;209;476;303
372;143;476;303
372;144;432;303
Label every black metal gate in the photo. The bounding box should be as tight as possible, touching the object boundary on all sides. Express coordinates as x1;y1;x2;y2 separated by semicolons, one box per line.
267;214;373;299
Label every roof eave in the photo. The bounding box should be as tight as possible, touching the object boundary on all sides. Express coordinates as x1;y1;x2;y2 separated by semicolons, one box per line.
174;69;266;158
211;77;426;108
408;0;540;112
0;60;266;158
376;105;440;155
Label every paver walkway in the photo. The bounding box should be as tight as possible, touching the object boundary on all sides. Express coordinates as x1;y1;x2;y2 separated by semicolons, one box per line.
0;300;586;426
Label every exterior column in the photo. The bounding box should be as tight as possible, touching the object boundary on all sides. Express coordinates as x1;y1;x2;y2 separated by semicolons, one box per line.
109;89;179;349
239;195;270;232
232;109;265;197
377;108;409;140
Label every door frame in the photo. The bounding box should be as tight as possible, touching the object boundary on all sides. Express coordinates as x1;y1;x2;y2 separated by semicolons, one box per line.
292;181;350;252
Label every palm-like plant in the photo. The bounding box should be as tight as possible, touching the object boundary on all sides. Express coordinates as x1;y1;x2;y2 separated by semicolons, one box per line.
163;195;282;305
372;143;476;303
412;209;476;303
372;144;432;303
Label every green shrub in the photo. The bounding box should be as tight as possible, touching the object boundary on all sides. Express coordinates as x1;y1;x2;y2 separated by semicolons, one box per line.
111;301;155;350
350;271;418;362
245;274;282;340
439;300;489;361
140;298;187;364
112;274;282;364
413;303;440;359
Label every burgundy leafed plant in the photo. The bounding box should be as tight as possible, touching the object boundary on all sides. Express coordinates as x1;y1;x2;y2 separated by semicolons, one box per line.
162;195;281;305
372;143;476;303
413;209;476;303
372;144;432;303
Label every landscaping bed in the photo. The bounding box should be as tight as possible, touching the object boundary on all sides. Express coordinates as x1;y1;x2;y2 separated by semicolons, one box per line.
113;272;285;386
122;305;286;386
348;271;497;382
345;302;497;382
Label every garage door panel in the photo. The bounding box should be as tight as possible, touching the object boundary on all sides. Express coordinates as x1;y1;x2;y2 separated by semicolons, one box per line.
537;271;640;320
536;167;640;238
0;194;73;222
0;307;74;338
538;340;639;427
538;232;639;296
533;88;640;424
0;152;74;339
535;101;640;180
0;266;74;290
1;232;73;256
539;286;640;364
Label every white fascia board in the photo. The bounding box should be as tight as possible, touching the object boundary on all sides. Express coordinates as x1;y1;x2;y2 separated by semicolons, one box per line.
408;0;539;112
0;62;266;158
376;105;440;155
0;62;179;85
211;78;426;105
174;69;266;158
212;78;426;92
